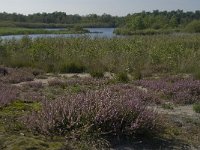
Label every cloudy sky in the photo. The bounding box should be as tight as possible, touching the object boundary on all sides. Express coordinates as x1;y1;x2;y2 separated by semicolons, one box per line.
0;0;199;16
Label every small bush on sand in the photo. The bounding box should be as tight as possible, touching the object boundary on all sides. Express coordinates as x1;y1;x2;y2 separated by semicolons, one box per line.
193;103;200;113
0;83;19;107
90;70;104;78
62;63;86;73
116;72;129;83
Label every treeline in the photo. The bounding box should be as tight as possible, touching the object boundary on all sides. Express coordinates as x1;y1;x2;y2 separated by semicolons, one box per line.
0;12;120;28
115;10;200;35
0;10;200;30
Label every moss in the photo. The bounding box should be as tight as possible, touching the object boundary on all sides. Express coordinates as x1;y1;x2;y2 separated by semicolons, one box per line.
0;135;64;150
1;101;41;115
193;103;200;113
69;85;83;93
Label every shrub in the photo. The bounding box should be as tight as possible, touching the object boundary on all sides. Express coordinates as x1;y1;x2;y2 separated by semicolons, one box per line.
24;82;43;89
0;83;19;107
161;102;174;110
0;68;34;84
116;72;129;83
90;71;104;78
193;103;200;113
185;20;200;33
23;85;158;137
62;63;86;73
20;91;45;102
48;79;66;88
135;77;200;104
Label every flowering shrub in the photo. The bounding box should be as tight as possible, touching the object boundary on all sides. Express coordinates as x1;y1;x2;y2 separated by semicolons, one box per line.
48;78;109;88
20;91;45;102
0;83;19;107
0;68;34;84
23;84;158;137
24;81;43;89
135;77;200;104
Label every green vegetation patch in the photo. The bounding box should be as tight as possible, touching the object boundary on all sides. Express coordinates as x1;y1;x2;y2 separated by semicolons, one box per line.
0;27;87;36
193;103;200;113
0;101;41;117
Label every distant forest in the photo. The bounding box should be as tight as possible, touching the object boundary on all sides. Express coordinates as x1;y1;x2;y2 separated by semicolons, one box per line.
0;10;200;30
0;12;118;28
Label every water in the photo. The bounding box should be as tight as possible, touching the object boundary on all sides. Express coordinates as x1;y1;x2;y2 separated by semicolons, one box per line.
0;28;117;40
85;28;116;38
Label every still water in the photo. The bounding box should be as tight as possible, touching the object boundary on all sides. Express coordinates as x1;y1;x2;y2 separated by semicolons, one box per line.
0;28;116;40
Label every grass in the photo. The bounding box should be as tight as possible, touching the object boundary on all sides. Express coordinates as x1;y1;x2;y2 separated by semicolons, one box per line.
161;103;174;110
193;103;200;113
0;27;87;36
114;28;181;35
1;34;200;76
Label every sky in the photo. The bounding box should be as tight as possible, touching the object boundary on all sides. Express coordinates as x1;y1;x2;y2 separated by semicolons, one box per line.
0;0;200;16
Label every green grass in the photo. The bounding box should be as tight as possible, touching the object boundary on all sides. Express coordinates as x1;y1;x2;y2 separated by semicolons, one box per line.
0;27;87;36
1;34;200;77
193;103;200;113
114;28;181;35
161;103;174;110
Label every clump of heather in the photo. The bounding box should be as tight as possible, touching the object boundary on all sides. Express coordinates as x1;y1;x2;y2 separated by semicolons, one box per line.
23;84;158;137
0;68;34;84
24;81;43;89
48;78;109;88
135;77;200;104
20;91;45;102
0;83;19;107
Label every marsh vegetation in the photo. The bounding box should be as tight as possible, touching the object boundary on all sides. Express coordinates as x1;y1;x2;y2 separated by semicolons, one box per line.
0;10;200;150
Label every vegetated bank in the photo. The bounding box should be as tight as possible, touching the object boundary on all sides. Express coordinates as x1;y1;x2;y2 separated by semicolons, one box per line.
0;34;200;78
0;27;88;36
114;10;200;35
0;10;200;35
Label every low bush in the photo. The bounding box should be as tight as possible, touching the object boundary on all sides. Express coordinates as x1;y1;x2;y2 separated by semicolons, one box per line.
62;63;86;73
23;85;158;137
193;103;200;113
185;20;200;33
161;102;174;110
0;68;34;84
0;83;19;107
48;79;66;88
90;71;104;78
116;72;129;83
135;77;200;104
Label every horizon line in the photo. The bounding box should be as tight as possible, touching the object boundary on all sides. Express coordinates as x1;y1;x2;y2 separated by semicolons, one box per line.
1;9;199;17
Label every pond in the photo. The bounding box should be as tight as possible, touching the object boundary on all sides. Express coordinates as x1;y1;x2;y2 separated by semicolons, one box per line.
0;28;117;40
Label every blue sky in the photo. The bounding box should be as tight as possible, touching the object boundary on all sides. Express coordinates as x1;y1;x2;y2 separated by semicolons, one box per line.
0;0;200;16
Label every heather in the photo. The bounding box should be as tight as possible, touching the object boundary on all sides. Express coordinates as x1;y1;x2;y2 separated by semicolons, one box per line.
0;68;200;149
135;76;200;104
23;85;158;137
0;83;19;107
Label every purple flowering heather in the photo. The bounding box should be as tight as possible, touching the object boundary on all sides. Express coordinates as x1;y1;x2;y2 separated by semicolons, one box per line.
135;77;200;104
23;84;158;136
0;83;19;107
